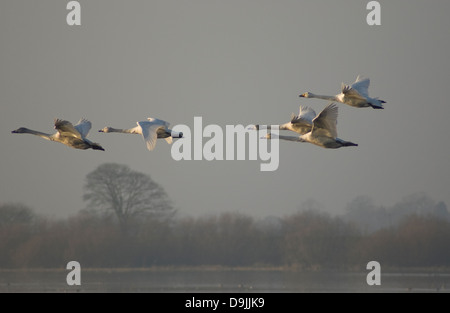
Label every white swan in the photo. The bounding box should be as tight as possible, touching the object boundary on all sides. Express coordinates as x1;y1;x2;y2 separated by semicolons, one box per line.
98;117;183;151
299;75;385;109
11;118;105;151
249;105;317;135
264;103;358;149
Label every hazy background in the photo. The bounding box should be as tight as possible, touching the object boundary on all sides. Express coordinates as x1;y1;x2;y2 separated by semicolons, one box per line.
1;0;449;219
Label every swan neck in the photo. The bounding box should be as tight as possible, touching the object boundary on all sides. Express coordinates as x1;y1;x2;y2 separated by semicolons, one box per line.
269;134;301;142
110;127;135;134
23;129;53;140
279;134;300;142
311;94;336;101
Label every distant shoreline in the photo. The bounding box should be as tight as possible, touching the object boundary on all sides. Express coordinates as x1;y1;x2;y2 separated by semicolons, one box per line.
1;265;450;274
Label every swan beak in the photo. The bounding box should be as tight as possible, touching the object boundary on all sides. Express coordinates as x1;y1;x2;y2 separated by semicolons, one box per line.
98;130;104;132
299;93;305;98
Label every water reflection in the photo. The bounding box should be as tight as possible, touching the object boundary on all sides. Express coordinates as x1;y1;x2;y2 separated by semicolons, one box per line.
1;268;449;293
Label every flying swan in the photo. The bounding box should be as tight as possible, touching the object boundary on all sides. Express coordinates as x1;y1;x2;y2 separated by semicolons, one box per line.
249;105;317;135
299;75;385;109
264;103;358;149
11;118;105;151
98;118;183;151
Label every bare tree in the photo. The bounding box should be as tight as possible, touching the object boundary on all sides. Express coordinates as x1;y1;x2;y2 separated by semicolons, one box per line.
83;163;175;233
0;203;35;228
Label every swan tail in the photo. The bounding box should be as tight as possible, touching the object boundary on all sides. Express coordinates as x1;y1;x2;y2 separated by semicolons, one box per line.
91;143;105;151
342;141;358;147
369;102;384;109
369;98;385;109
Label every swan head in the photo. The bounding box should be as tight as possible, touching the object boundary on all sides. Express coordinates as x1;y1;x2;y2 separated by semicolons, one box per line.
299;92;311;98
98;127;112;133
247;124;259;131
11;127;28;134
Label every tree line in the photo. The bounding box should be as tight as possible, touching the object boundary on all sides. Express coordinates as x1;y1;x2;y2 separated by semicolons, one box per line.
2;205;450;269
1;163;449;269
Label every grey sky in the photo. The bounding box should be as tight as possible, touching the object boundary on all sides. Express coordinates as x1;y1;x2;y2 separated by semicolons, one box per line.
1;1;449;219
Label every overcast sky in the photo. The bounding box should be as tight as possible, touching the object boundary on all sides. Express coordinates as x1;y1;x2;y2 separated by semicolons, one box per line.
1;0;449;219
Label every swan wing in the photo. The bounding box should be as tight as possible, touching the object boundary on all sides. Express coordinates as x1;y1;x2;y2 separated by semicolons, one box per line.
341;85;367;101
290;105;316;133
311;103;338;138
74;118;92;138
295;105;316;123
341;82;351;94
147;117;170;129
164;137;173;144
290;106;314;124
54;119;83;139
138;121;165;151
350;76;370;97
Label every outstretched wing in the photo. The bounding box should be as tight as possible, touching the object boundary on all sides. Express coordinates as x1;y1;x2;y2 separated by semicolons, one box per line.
311;103;338;138
291;105;316;124
147;117;170;129
341;76;370;100
290;105;316;134
350;75;370;97
74;118;92;138
138;121;166;151
54;119;83;139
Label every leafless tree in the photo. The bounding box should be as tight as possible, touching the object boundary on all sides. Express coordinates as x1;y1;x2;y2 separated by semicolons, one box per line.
83;163;175;233
0;203;35;228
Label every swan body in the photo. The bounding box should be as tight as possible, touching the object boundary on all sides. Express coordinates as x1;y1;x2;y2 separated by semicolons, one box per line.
98;117;183;151
249;105;316;135
264;103;358;149
11;119;105;151
300;75;385;109
282;105;317;134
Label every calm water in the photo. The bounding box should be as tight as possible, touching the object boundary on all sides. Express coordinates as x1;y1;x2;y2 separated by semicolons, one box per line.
1;268;449;293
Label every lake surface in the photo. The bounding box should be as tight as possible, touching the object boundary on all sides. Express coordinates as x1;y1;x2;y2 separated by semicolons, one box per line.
1;268;449;293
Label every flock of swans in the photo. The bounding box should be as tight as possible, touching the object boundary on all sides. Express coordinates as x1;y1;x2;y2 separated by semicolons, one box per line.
12;117;181;151
254;103;358;149
11;75;384;151
252;75;384;149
